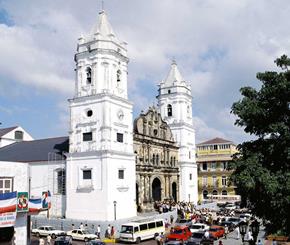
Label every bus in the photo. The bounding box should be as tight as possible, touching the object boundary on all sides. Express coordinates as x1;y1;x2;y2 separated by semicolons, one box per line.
119;219;165;243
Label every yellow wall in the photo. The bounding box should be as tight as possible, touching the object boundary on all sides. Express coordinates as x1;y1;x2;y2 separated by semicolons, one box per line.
196;142;237;202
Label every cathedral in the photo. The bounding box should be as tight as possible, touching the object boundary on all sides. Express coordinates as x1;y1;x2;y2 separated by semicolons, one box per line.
0;10;197;221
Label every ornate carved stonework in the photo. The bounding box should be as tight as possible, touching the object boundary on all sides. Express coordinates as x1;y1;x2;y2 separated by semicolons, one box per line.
133;106;179;211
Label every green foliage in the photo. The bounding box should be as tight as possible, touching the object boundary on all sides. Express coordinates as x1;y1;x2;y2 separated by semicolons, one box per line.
231;55;290;235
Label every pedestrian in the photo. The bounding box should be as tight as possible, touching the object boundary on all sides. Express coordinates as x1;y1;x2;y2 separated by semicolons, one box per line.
224;224;228;239
46;234;51;245
79;222;84;229
105;224;111;238
235;226;240;240
218;241;223;245
85;223;88;230
110;226;115;239
204;230;210;239
272;239;277;245
96;224;101;239
257;239;263;245
71;223;75;230
39;237;45;245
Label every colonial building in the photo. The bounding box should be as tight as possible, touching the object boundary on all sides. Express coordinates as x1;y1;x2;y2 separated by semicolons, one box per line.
0;9;199;223
196;137;239;203
134;107;179;211
157;61;198;203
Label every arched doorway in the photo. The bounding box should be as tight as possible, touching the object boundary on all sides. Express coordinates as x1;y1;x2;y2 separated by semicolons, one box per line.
203;190;208;199
172;182;177;201
152;178;161;201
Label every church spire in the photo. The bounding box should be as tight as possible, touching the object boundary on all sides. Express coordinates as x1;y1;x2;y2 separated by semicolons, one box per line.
164;60;184;85
91;10;115;38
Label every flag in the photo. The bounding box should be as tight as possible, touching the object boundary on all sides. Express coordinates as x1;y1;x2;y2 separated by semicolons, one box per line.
28;197;42;213
0;192;17;214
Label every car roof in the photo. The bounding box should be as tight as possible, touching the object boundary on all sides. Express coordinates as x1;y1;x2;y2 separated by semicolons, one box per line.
174;225;188;229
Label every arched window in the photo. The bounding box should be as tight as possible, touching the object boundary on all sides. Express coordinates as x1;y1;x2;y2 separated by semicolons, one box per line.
170;157;173;166
86;67;92;84
117;69;121;83
222;190;228;195
167;104;172;117
173;157;176;166
152;154;155;165
212;190;218;195
156;154;159;165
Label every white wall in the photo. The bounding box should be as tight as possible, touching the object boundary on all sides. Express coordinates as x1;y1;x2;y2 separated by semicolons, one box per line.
29;160;66;218
66;152;136;221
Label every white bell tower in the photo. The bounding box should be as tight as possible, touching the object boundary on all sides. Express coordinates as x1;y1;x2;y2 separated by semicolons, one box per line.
66;11;136;221
157;61;198;204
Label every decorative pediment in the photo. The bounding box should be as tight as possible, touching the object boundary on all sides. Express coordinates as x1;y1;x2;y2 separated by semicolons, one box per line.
134;106;174;141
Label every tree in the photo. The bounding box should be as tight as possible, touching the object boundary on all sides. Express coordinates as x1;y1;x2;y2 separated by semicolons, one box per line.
231;55;290;235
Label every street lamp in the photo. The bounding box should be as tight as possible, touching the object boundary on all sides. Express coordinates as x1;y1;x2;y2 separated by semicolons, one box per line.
113;201;117;220
239;220;248;243
251;219;260;244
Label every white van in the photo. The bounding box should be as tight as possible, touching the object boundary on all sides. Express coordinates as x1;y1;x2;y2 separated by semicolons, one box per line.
119;219;165;243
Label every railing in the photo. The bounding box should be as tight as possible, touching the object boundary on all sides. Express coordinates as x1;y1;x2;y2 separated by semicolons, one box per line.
205;194;241;203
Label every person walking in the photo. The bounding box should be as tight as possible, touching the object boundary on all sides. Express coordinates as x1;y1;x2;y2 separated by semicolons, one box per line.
218;241;224;245
105;224;111;238
46;234;51;245
272;239;277;245
235;226;240;240
224;225;228;239
96;224;101;239
110;226;115;239
79;222;84;229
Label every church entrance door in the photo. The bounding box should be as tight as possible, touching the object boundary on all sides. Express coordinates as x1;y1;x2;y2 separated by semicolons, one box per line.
172;182;177;201
152;178;161;201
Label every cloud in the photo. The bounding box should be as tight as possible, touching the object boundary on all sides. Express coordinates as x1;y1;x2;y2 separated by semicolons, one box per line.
1;0;290;142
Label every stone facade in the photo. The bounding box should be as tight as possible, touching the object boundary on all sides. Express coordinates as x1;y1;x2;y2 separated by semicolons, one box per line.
134;107;179;211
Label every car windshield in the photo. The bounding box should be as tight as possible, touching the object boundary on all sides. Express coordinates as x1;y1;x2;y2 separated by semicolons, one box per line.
209;228;218;232
120;226;133;233
82;230;90;234
47;227;55;231
229;218;239;222
192;233;204;238
172;229;183;234
191;225;202;229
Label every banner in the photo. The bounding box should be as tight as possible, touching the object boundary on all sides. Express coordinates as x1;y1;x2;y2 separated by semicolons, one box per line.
0;192;17;214
17;192;28;212
0;212;16;227
28;197;42;213
41;191;51;209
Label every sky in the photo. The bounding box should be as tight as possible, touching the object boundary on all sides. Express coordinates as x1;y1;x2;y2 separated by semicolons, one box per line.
0;0;289;144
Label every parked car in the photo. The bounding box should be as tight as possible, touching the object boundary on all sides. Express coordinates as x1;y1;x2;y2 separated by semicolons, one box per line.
175;219;192;227
66;229;98;242
224;203;236;210
228;217;241;227
32;226;66;239
189;223;210;233
54;236;73;245
187;232;214;245
208;226;225;240
239;213;252;221
166;226;192;242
